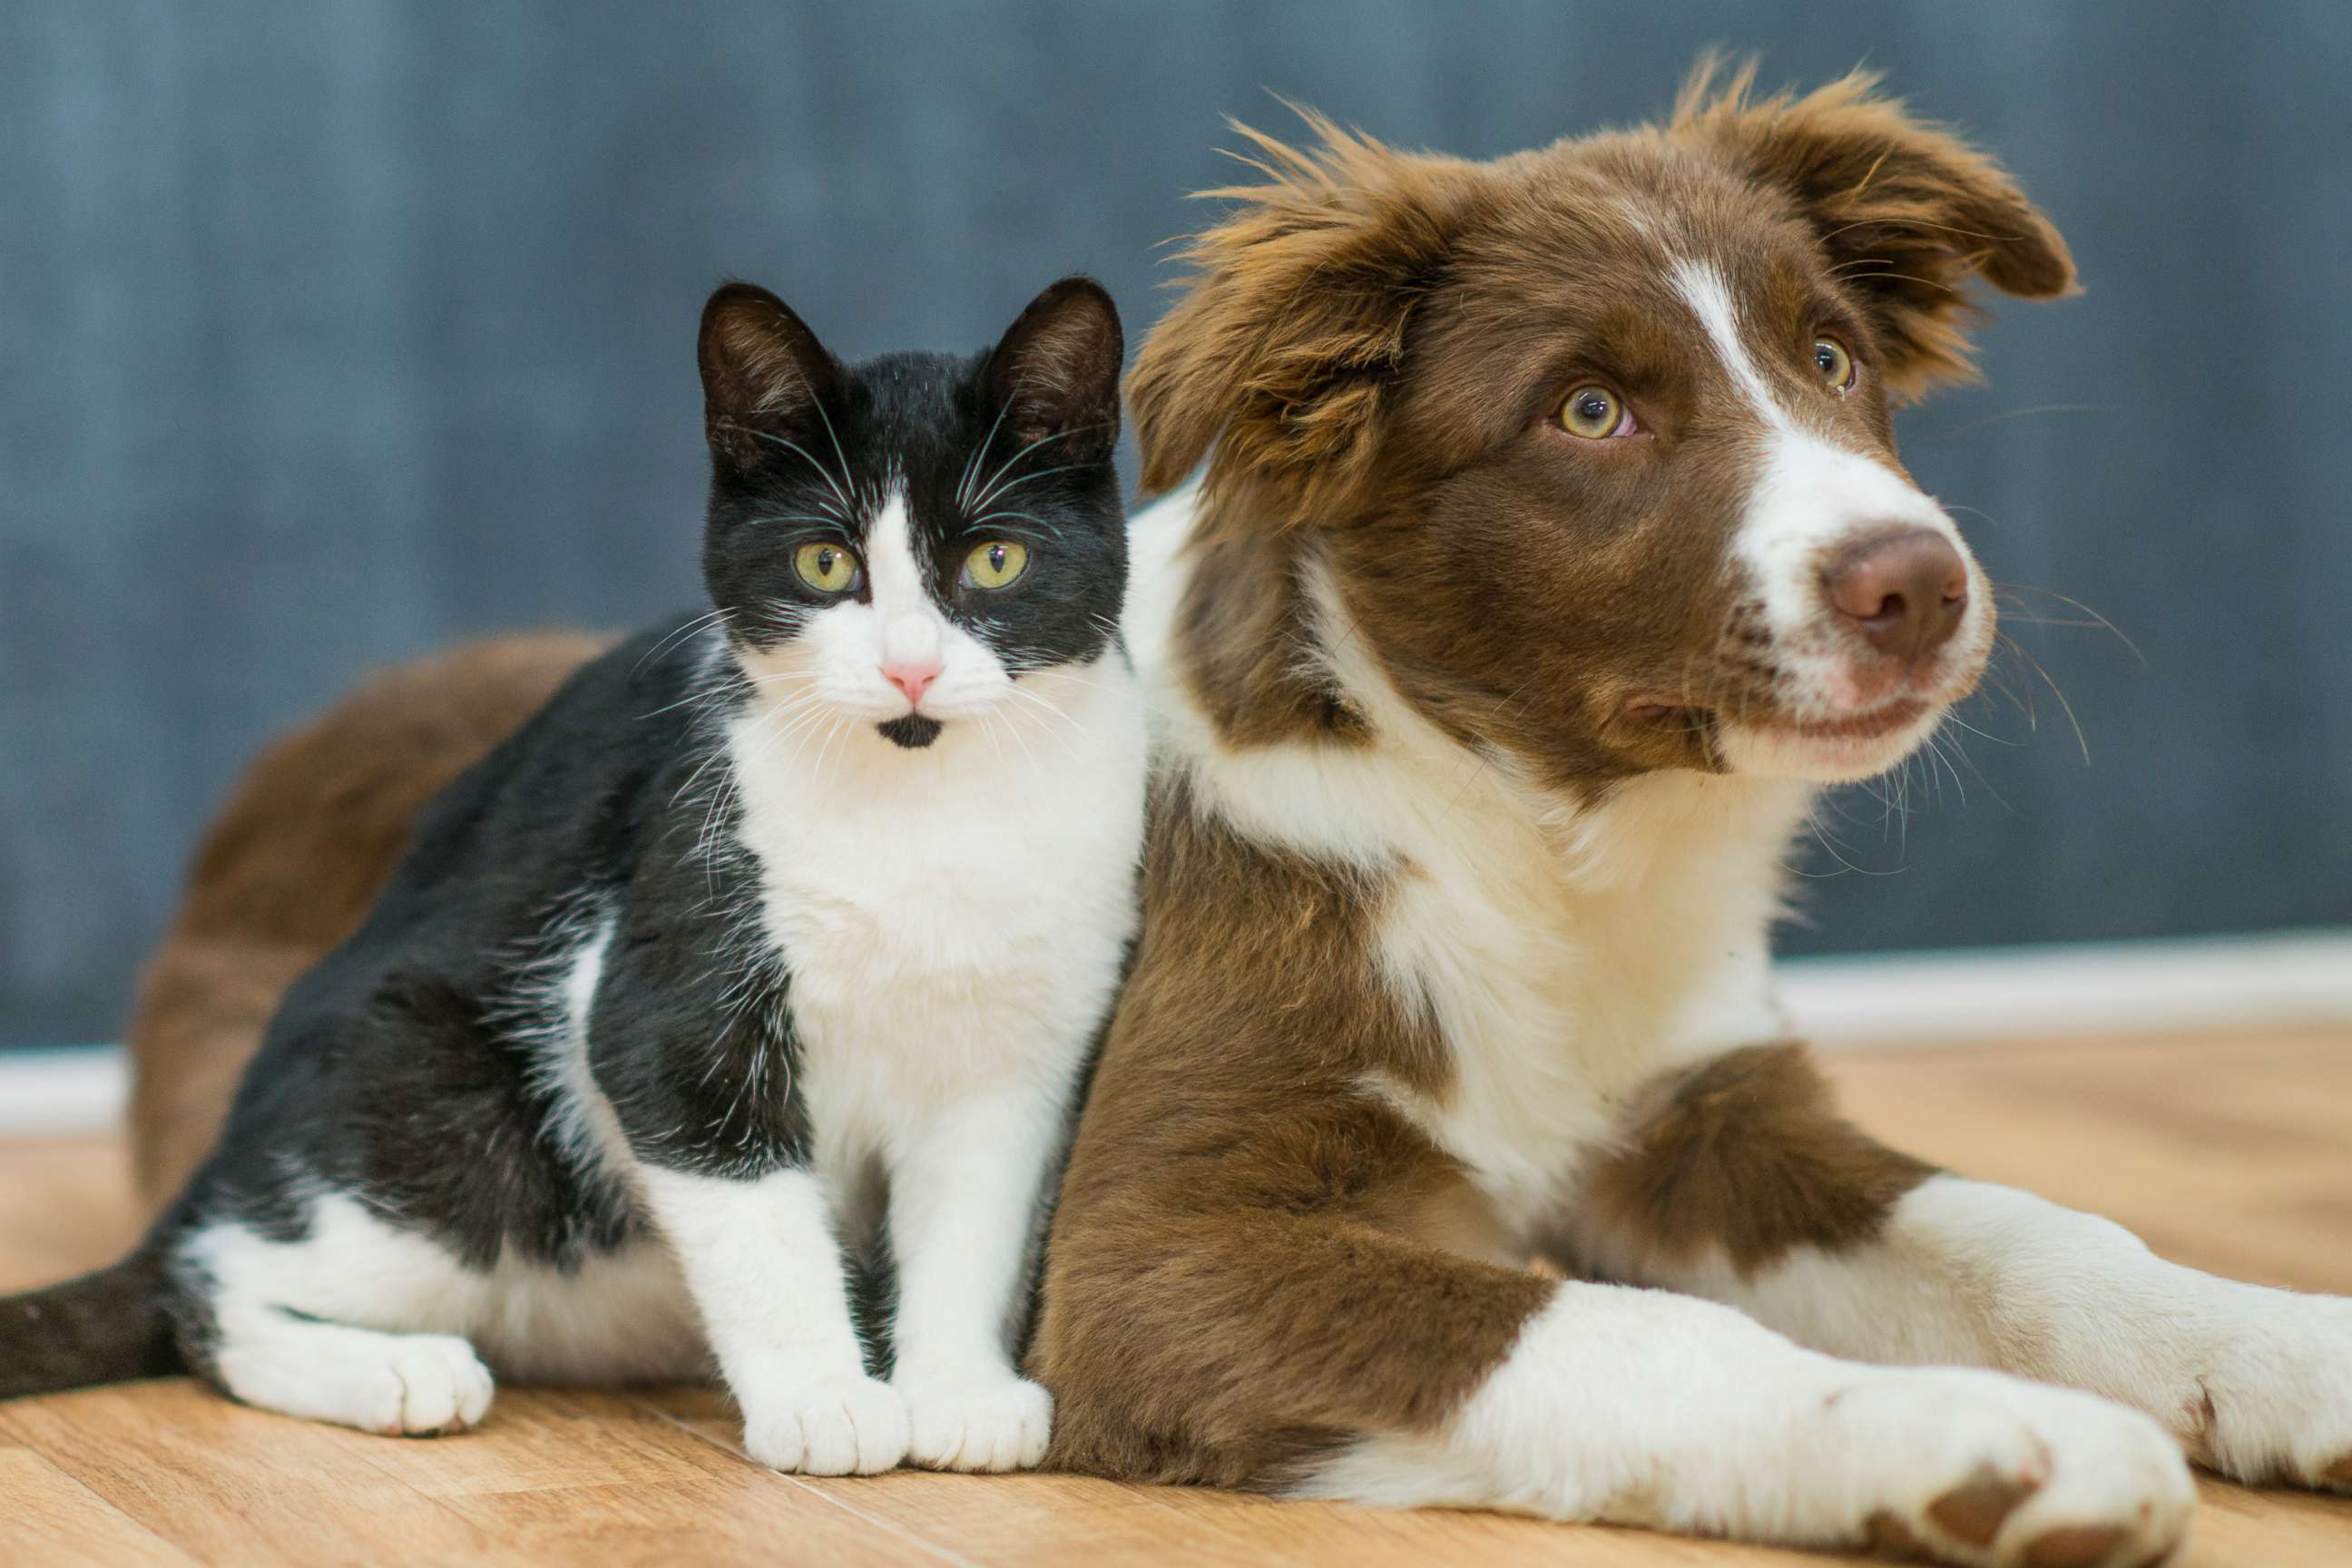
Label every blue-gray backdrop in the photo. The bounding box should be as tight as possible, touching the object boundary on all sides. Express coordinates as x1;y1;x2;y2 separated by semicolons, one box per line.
5;1;2348;1048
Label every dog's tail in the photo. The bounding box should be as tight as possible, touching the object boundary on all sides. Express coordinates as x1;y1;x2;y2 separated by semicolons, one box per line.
0;1246;180;1400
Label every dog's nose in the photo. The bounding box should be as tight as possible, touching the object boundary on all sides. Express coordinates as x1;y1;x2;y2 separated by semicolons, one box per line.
1822;528;1969;666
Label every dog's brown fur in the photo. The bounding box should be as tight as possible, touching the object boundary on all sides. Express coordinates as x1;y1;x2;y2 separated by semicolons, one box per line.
126;633;604;1206
1584;1044;1936;1276
1033;67;2071;1485
1035;775;1553;1485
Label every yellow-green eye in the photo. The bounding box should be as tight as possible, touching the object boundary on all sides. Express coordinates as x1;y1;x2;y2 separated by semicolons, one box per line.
1814;336;1855;390
793;542;859;593
963;539;1029;590
1558;385;1624;439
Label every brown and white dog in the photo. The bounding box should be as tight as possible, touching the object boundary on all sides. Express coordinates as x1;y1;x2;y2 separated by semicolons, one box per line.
1024;68;2352;1566
121;67;2349;1568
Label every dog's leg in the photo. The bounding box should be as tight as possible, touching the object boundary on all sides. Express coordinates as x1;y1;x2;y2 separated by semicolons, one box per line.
1041;1199;2190;1566
1302;1274;2189;1566
1578;1041;2352;1494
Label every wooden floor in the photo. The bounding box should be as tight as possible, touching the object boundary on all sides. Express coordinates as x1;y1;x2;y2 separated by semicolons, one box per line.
5;1029;2349;1566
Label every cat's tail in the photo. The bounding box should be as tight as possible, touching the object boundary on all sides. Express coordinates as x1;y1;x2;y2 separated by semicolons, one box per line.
0;1246;181;1400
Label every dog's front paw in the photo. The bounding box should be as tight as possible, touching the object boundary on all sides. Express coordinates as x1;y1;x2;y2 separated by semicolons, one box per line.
2183;1284;2352;1491
1822;1367;2193;1567
740;1376;909;1475
895;1367;1053;1472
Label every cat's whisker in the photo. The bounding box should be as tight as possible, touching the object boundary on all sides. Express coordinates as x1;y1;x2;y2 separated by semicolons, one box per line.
969;460;1095;516
958;386;1024;513
966;420;1109;518
722;421;858;517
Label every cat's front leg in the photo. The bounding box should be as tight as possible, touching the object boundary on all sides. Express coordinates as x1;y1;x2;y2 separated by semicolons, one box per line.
886;1085;1063;1472
638;1164;908;1475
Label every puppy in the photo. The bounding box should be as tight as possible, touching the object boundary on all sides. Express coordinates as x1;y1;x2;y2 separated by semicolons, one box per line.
1028;67;2352;1567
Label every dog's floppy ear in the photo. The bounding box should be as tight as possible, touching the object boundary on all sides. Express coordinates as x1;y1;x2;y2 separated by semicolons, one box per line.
1672;61;2077;401
1129;112;1483;519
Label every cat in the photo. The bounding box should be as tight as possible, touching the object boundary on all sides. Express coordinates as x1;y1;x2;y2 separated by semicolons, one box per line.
0;274;1148;1477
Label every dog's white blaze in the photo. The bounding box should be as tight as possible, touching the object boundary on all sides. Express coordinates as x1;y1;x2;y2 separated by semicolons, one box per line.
1671;259;1795;434
1671;260;1991;778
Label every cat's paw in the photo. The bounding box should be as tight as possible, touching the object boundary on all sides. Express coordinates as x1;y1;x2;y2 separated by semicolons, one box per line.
214;1326;495;1437
375;1333;498;1436
2180;1285;2352;1491
1820;1367;2193;1567
740;1377;909;1475
897;1369;1053;1472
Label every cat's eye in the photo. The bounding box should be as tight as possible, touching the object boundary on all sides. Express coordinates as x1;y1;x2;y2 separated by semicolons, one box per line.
962;540;1029;591
1557;385;1629;439
793;542;860;593
1814;336;1856;391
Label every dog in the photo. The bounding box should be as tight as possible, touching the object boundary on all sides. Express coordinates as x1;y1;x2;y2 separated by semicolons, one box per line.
1023;68;2351;1567
109;66;2349;1568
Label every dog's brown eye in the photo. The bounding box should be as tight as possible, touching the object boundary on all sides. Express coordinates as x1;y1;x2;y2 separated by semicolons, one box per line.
1558;386;1625;439
1814;336;1856;391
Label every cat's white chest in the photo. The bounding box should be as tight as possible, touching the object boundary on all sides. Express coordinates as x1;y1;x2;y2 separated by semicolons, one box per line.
724;661;1148;1183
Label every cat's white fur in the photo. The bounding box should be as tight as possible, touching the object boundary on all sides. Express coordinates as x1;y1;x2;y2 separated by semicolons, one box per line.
187;486;1148;1475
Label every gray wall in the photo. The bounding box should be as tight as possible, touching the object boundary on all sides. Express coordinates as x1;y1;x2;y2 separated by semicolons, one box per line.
4;1;2348;1047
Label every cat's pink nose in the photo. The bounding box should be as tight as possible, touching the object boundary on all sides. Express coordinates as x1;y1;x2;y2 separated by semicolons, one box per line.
883;661;940;707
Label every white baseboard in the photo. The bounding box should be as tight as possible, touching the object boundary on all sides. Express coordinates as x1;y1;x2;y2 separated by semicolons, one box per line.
0;1045;130;1137
2;929;2346;1136
1783;927;2352;1048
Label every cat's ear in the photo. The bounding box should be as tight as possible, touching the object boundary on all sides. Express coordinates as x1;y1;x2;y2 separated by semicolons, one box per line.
1671;61;2076;402
981;277;1123;466
698;281;842;474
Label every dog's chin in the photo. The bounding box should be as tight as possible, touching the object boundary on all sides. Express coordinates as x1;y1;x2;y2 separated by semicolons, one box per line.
876;714;944;750
1715;699;1945;783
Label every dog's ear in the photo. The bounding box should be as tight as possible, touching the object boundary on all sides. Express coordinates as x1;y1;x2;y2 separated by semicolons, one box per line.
1672;61;2077;401
1129;112;1483;518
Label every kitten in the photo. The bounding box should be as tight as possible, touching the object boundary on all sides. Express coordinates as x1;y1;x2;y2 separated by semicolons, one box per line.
0;276;1148;1475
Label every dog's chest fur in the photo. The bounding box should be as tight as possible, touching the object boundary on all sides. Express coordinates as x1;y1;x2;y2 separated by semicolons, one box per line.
1367;764;1809;1245
1133;490;1813;1253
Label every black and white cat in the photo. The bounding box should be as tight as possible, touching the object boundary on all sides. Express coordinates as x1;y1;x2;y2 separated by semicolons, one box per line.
0;277;1148;1475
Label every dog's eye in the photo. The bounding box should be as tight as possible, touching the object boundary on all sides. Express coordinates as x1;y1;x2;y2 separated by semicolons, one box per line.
793;542;861;593
1814;336;1856;391
1557;386;1629;439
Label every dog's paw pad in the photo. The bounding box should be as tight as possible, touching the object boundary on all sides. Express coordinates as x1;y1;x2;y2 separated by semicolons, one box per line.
2019;1523;2130;1568
1926;1465;2042;1547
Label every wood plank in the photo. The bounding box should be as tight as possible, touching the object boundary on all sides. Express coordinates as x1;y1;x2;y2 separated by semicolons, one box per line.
0;1445;200;1568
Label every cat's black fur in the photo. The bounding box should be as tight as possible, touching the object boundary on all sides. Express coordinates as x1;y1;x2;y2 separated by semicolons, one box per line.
0;275;1127;1401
